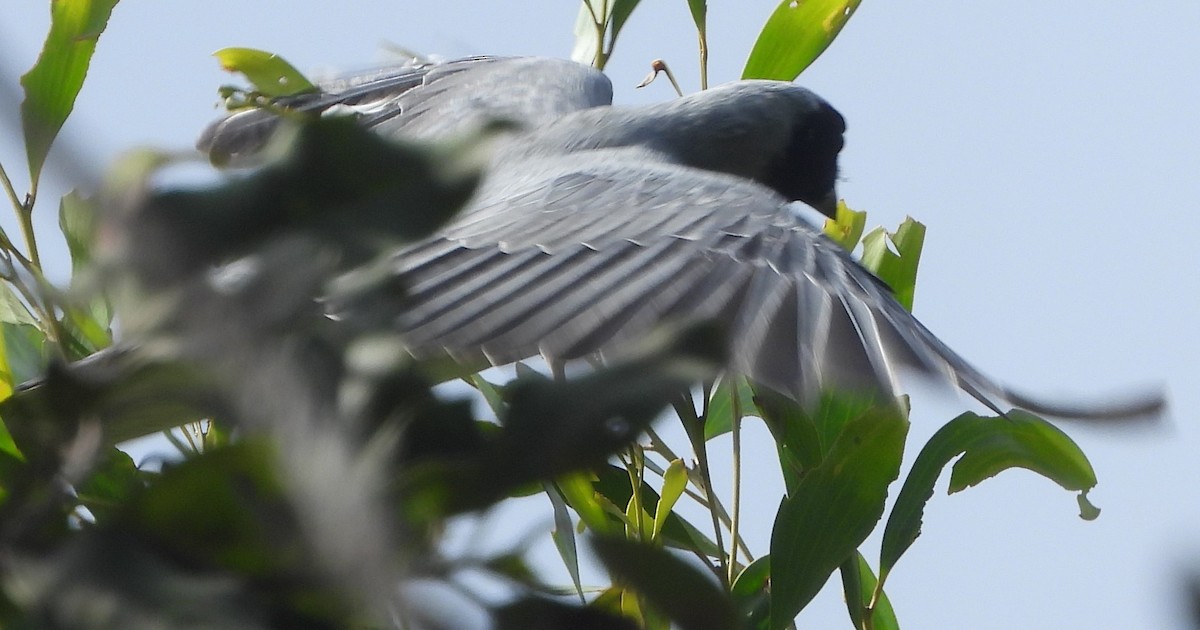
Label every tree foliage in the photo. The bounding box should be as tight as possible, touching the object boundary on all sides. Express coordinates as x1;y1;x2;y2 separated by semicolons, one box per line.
0;2;1114;629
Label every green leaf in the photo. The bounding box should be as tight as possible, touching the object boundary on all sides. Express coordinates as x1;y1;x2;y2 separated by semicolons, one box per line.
592;464;720;556
467;373;506;417
880;411;1098;581
687;0;707;36
0;419;19;462
731;555;772;629
839;552;899;630
948;411;1097;494
705;374;758;439
556;470;616;535
860;218;925;312
571;0;643;66
592;536;739;630
651;458;688;540
822;200;866;251
0;284;38;327
545;482;586;601
20;0;120;185
0;322;48;389
610;0;643;42
59;190;96;274
769;402;908;628
212;47;317;97
742;0;862;81
74;446;143;523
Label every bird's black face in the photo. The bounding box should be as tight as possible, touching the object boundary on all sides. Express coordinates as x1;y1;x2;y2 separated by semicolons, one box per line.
763;100;846;218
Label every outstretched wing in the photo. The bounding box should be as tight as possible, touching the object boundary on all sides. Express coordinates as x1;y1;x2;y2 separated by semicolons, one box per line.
389;148;1139;418
198;56;614;161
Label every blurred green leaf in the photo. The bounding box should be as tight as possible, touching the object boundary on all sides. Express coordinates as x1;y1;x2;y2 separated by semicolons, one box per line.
880;411;1098;581
743;0;861;80
0;284;38;328
769;402;907;628
592;536;738;630
557;470;617;535
126;117;488;286
0;323;48;389
546;483;586;601
74;446;142;524
59;190;96;274
652;459;687;541
20;0;119;185
0;419;18;462
212;47;317;97
593;464;719;556
822;200;867;251
705;373;758;439
861;217;925;312
495;596;639;630
839;552;899;630
731;555;771;629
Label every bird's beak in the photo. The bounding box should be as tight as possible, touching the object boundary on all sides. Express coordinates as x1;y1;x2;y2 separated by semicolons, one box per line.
812;190;838;218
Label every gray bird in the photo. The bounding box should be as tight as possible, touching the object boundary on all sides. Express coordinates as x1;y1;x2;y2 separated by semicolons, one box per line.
199;56;1162;420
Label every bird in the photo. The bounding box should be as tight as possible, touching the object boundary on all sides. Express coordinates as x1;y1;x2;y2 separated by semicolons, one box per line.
198;55;1163;421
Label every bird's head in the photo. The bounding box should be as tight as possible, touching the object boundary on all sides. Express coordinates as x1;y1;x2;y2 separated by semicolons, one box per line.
760;87;846;218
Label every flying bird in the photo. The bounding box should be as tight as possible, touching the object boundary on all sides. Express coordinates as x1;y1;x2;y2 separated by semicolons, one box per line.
199;56;1162;420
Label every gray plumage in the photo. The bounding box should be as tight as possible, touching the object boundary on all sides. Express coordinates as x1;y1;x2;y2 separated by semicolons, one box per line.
199;56;1162;420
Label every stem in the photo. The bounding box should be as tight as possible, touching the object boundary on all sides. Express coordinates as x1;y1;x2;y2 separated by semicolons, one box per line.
19;186;42;273
697;28;709;91
727;382;743;584
592;0;610;70
674;394;729;586
0;160;23;215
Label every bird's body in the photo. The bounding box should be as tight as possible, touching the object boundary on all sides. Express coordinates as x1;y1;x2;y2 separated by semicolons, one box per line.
199;56;1162;419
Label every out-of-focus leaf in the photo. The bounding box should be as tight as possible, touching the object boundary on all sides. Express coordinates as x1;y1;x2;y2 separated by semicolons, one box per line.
55;192;115;358
498;323;721;482
74;446;142;523
0;418;18;463
769;402;907;628
546;482;586;601
822;200;866;251
880;411;1098;581
839;552;899;630
743;0;861;81
117;117;489;287
59;190;96;274
1;356;219;449
592;536;738;630
212;47;317;97
731;555;771;629
20;0;119;184
593;464;719;556
494;596;639;630
860;218;925;312
0;284;38;328
1;323;48;389
468;373;506;416
651;459;687;540
571;0;643;67
557;470;616;535
705;373;758;439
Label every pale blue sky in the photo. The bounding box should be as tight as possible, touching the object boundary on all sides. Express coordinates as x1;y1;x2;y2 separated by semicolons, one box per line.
2;2;1198;628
